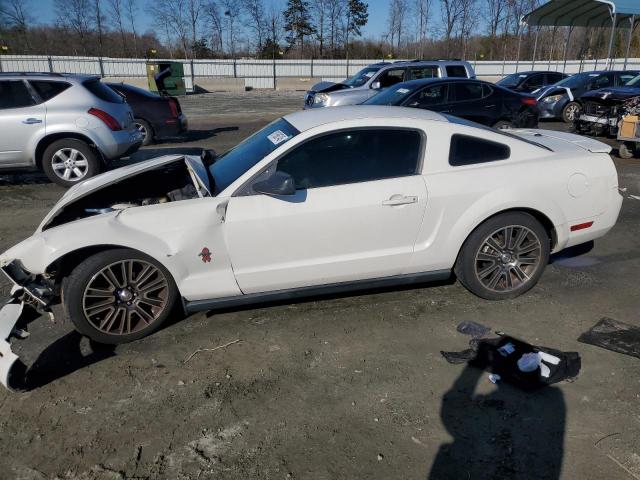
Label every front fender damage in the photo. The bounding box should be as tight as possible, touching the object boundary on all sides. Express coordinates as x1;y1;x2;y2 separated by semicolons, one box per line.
0;261;56;390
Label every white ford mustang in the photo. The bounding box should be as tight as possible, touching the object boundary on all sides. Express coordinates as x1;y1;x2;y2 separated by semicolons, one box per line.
0;106;623;388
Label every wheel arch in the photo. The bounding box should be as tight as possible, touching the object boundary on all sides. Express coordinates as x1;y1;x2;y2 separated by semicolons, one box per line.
455;207;558;265
35;133;103;169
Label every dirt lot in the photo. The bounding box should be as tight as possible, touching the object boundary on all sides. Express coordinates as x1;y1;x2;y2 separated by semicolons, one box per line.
1;92;640;480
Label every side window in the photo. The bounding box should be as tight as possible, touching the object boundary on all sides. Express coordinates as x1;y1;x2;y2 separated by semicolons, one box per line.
409;66;438;80
29;81;71;102
0;80;36;109
590;75;611;89
546;73;564;84
445;65;468;78
407;84;448;108
451;82;484;102
523;74;544;89
449;134;510;166
275;129;422;190
618;73;636;85
376;68;406;88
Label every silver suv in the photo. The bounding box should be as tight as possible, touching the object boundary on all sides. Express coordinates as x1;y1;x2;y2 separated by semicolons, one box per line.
304;60;476;109
0;73;143;187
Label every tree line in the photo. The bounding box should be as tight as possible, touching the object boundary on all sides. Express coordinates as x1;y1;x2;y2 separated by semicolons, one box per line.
0;0;639;62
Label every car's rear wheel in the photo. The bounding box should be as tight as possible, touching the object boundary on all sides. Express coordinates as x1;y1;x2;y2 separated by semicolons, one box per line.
562;102;581;123
134;118;154;146
455;212;550;300
63;249;178;344
42;139;100;187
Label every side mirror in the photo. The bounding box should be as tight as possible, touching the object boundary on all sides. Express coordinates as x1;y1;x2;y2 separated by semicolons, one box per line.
200;149;217;167
253;171;296;196
371;81;381;90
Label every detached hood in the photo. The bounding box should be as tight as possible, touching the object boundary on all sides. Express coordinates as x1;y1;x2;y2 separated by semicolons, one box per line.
581;87;640;103
308;81;351;93
38;155;210;232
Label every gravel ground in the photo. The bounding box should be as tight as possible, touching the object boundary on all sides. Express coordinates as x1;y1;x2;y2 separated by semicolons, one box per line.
0;93;639;480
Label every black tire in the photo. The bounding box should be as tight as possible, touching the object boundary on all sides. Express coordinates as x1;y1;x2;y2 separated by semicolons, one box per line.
63;249;178;344
134;118;154;146
561;102;581;123
618;142;635;159
454;212;551;300
492;120;513;130
42;138;100;187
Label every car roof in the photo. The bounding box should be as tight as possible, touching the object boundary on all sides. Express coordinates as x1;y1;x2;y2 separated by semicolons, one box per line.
509;70;564;75
380;77;489;90
284;106;448;132
0;72;98;82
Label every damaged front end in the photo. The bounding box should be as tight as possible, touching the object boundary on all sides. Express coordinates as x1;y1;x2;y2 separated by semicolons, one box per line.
575;91;640;137
0;261;56;390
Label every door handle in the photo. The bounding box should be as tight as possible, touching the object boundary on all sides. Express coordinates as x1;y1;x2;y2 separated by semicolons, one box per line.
484;104;496;108
22;118;42;124
382;195;418;206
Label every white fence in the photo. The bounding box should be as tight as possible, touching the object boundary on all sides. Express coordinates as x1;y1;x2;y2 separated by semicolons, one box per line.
2;55;640;90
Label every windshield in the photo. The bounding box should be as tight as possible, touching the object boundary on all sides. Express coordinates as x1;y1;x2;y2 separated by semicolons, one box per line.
210;118;300;194
625;75;640;87
554;73;596;89
343;67;382;87
497;73;526;88
363;85;415;105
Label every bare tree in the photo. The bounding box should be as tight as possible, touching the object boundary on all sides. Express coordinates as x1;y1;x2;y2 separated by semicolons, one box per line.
54;0;94;54
95;0;105;54
125;0;138;56
220;0;241;57
108;0;128;55
388;0;407;52
326;0;343;55
310;0;327;57
412;0;430;58
457;0;477;59
0;0;32;50
242;0;267;51
186;0;206;57
152;0;190;58
440;0;464;56
205;1;224;54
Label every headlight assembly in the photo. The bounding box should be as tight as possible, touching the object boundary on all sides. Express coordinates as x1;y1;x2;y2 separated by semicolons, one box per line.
542;94;563;104
314;93;330;105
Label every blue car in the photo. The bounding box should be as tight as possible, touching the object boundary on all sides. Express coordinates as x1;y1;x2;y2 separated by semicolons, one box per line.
536;70;639;123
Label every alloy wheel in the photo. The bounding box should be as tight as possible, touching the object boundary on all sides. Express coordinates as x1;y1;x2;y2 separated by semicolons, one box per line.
51;148;89;182
135;122;148;141
474;225;542;293
82;260;169;335
565;104;579;121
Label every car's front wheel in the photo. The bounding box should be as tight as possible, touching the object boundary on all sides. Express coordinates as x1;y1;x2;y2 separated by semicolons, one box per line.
63;249;178;344
562;102;581;123
455;212;550;300
42;139;100;187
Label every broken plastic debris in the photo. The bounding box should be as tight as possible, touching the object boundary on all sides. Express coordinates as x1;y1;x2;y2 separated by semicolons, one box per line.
497;342;516;357
488;374;501;384
456;321;491;338
517;352;540;372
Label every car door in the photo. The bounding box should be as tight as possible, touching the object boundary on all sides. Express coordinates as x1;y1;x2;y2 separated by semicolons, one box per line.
403;83;450;113
519;73;545;93
408;65;439;80
373;68;407;89
224;128;428;294
0;80;46;167
448;82;494;125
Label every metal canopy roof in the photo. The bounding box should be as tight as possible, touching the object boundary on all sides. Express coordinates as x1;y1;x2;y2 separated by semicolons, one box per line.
523;0;640;28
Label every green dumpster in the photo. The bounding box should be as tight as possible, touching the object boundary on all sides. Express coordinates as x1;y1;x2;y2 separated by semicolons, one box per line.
146;62;186;96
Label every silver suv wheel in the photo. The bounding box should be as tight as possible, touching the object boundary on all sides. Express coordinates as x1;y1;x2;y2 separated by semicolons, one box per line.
51;148;90;182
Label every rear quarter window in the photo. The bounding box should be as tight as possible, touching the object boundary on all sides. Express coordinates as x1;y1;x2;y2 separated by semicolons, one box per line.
449;134;510;166
446;65;468;78
83;79;124;103
30;81;71;102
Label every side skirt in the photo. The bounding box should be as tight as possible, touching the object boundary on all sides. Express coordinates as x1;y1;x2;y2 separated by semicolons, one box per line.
184;269;453;314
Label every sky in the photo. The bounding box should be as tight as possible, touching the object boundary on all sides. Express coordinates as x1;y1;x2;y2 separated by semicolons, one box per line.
37;0;392;41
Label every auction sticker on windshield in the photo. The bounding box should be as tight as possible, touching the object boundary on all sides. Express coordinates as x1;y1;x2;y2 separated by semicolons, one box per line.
396;88;410;94
267;130;290;145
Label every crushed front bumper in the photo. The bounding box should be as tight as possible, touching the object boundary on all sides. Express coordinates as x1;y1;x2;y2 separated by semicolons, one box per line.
0;260;56;390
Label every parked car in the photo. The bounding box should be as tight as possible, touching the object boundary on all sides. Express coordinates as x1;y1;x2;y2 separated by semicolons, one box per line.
496;71;569;93
363;78;539;129
303;60;476;109
107;82;188;146
536;70;640;122
0;73;143;187
574;74;640;136
0;106;622;387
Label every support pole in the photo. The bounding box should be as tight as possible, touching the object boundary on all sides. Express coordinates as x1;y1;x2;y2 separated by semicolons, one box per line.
531;27;540;69
606;13;617;69
562;26;574;73
624;16;635;70
515;29;523;72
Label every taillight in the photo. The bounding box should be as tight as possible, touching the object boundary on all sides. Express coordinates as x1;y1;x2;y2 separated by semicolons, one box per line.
169;98;179;118
521;97;537;107
88;108;122;131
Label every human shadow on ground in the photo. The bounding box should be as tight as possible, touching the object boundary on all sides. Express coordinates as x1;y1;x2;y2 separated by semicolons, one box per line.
428;364;565;480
